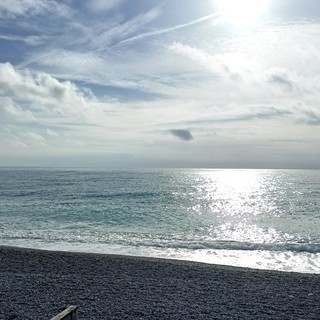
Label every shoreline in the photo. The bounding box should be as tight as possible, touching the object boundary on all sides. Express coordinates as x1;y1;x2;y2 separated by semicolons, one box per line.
2;242;320;275
1;245;320;319
1;243;319;275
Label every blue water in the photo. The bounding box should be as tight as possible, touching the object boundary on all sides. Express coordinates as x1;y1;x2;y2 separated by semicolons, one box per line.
0;168;319;273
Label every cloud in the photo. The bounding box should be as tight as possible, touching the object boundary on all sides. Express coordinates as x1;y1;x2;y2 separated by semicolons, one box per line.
0;0;44;17
0;62;104;120
0;63;83;148
162;106;293;129
94;6;162;51
46;128;59;137
26;49;106;73
2;2;320;168
303;110;320;125
0;62;177;156
85;0;124;13
0;97;36;122
0;62;116;155
266;70;294;90
169;41;239;80
23;131;46;144
0;34;44;46
117;13;218;46
0;0;70;19
169;129;193;141
18;7;162;71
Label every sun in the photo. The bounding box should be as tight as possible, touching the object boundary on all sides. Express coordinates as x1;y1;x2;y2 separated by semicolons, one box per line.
215;0;269;27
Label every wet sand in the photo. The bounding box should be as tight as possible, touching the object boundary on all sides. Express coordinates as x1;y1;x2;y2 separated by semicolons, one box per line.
0;246;319;319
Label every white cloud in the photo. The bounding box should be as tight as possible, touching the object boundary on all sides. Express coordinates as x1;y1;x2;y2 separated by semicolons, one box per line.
117;13;218;46
0;63;116;151
34;50;106;76
92;6;162;51
0;62;106;120
169;41;231;77
23;131;46;144
0;97;36;122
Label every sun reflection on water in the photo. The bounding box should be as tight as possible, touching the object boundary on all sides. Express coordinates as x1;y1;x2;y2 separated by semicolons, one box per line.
197;169;270;216
191;169;286;245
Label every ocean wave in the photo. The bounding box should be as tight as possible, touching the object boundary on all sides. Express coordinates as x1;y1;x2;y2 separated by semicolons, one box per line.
116;237;320;254
84;191;161;199
2;231;320;254
158;240;320;254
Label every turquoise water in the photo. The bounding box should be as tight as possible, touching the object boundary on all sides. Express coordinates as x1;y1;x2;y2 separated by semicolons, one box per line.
0;168;319;273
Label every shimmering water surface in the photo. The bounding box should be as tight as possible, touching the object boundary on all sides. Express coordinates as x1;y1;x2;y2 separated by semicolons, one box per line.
0;168;319;273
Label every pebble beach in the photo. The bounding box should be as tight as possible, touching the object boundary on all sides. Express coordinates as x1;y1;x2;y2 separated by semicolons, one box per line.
1;246;320;320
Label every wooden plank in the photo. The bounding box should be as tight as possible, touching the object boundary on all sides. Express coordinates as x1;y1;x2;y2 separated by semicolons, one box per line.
50;305;79;320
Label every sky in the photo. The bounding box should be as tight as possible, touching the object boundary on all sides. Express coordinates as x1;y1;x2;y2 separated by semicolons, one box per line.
0;0;320;168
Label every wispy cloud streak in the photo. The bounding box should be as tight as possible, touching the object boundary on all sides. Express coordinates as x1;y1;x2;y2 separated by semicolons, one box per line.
0;34;43;45
116;13;219;46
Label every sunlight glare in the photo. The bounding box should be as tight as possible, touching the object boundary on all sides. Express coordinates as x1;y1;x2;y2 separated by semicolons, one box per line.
215;0;269;27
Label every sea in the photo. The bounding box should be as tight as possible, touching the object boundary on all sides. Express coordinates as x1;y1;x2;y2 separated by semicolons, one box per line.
0;168;319;274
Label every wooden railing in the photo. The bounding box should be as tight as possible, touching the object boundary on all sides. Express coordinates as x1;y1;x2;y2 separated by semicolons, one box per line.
50;305;79;320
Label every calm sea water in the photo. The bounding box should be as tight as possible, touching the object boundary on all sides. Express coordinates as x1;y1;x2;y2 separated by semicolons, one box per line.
0;168;319;273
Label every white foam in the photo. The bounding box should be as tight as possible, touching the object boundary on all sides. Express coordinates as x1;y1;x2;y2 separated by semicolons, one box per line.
2;239;320;274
